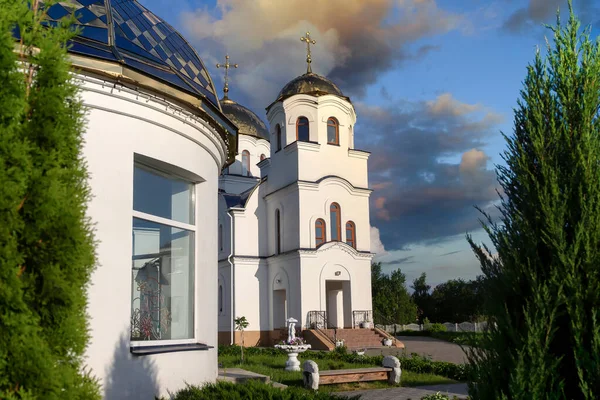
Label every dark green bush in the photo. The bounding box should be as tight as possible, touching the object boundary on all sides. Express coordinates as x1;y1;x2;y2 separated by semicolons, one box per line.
427;323;447;333
169;380;360;399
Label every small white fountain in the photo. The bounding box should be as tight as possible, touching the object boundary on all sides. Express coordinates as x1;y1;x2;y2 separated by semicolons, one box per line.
274;317;311;371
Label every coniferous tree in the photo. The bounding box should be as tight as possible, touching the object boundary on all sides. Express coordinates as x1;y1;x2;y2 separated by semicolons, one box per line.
467;3;600;399
0;1;100;398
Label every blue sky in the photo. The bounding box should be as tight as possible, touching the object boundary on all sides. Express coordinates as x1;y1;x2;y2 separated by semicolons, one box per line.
139;0;600;287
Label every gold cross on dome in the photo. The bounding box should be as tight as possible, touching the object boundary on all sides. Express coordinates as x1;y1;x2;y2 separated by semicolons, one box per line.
216;54;238;99
300;32;316;74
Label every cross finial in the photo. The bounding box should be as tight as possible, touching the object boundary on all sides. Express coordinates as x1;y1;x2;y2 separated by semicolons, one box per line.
216;55;238;99
300;32;316;74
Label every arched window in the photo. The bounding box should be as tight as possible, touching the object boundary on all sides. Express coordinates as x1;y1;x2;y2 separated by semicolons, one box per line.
219;224;223;251
315;218;326;247
296;117;309;142
276;124;282;151
275;209;281;254
327;117;339;145
346;221;356;248
260;154;266;161
241;150;250;176
330;203;341;241
218;284;223;314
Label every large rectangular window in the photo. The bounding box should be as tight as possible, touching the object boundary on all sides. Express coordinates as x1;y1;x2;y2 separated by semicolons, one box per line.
131;164;195;342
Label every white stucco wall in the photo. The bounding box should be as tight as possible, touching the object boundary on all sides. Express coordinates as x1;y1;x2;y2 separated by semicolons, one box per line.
218;89;375;336
79;73;225;399
266;95;368;192
225;134;269;178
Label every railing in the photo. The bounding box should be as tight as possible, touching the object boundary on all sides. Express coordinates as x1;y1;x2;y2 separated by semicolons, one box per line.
352;310;373;329
373;310;398;336
306;310;336;345
307;310;328;329
377;321;493;333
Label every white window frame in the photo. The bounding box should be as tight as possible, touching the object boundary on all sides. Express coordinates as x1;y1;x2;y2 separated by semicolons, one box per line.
130;162;198;347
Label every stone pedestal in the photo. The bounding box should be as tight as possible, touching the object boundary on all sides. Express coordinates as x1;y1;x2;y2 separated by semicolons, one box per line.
285;351;300;371
275;344;311;372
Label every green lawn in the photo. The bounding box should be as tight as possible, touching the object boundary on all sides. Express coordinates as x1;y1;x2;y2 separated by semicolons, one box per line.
219;353;458;392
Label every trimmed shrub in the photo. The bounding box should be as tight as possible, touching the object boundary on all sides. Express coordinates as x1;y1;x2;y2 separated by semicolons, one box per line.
169;380;360;399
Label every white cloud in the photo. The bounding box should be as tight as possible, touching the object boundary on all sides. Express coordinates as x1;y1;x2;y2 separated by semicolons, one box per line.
371;225;388;257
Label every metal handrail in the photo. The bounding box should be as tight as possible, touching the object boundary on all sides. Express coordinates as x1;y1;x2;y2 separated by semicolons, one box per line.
306;310;336;345
373;309;399;338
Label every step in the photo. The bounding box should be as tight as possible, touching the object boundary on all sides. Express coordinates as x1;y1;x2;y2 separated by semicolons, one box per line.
217;368;270;384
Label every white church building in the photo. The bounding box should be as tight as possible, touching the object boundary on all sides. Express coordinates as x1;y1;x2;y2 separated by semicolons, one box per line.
33;0;382;398
216;57;375;347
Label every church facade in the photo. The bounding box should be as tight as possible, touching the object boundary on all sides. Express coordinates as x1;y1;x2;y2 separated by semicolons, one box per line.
29;1;374;398
217;53;375;346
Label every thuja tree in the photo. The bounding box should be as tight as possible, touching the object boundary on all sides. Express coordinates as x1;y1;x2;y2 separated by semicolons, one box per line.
467;3;600;399
0;1;100;398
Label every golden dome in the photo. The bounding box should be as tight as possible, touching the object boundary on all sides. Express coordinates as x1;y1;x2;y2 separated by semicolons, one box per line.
220;98;269;141
276;72;347;102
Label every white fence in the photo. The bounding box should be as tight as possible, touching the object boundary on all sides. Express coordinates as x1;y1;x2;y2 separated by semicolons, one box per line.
376;321;491;333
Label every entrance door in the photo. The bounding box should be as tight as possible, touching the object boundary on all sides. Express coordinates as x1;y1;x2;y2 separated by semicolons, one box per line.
325;281;344;328
273;289;287;329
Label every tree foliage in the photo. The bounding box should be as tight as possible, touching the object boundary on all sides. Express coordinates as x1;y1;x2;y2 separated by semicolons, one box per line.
411;273;485;323
467;3;600;399
411;273;433;323
371;263;417;324
0;1;99;398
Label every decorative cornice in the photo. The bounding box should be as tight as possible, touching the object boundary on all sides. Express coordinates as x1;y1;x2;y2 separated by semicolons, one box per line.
299;241;374;259
348;149;371;160
283;140;320;155
222;243;373;262
264;175;372;199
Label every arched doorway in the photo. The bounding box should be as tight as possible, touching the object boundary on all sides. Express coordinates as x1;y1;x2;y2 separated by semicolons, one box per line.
320;264;352;329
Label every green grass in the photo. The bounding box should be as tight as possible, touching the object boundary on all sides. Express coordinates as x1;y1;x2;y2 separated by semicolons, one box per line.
397;331;484;347
219;353;458;392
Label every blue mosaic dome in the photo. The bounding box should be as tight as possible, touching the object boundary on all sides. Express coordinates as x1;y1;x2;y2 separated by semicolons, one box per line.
42;0;220;109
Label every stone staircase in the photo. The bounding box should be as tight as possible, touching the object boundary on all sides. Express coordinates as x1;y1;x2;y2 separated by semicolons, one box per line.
322;328;390;350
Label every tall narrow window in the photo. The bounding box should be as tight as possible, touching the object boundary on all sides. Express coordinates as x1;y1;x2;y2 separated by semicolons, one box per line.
241;150;250;176
219;223;223;251
330;203;341;241
218;284;223;314
276;124;282;151
315;218;326;247
346;221;356;248
260;154;266;161
296;117;309;142
327;117;339;145
131;163;195;341
276;209;282;254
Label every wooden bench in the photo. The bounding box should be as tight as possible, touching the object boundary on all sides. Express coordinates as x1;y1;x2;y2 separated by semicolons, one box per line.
303;356;401;390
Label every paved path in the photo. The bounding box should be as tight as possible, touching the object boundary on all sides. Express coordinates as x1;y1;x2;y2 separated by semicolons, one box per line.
397;335;471;364
337;383;468;399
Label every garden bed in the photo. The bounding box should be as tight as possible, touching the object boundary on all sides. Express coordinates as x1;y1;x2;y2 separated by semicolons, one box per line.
218;346;469;392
